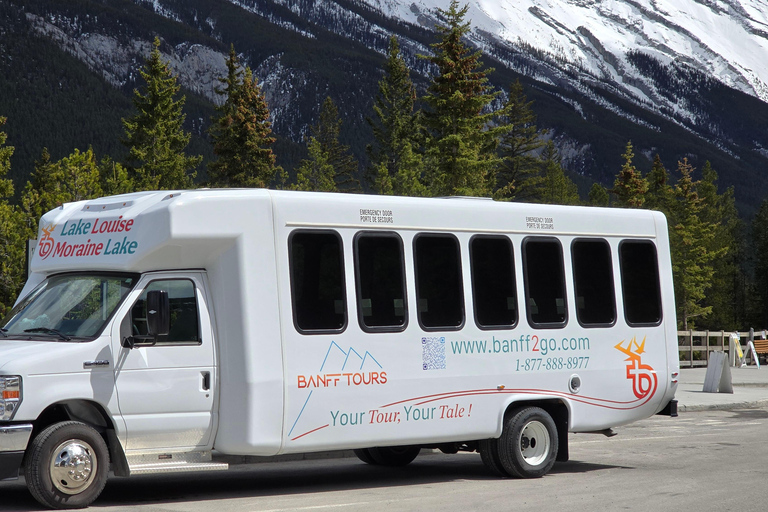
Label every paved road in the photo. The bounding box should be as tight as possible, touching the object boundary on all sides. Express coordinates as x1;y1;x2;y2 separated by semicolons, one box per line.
3;407;768;512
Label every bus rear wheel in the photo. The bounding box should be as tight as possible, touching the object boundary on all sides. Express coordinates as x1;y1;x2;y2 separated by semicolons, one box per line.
498;407;558;478
479;438;508;476
355;446;420;466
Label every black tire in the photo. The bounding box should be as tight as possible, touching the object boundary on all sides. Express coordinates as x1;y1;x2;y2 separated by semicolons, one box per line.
366;446;420;466
497;407;558;478
353;448;377;465
478;438;508;477
24;421;110;510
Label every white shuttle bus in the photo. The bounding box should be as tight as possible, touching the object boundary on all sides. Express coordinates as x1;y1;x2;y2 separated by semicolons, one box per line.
0;189;679;509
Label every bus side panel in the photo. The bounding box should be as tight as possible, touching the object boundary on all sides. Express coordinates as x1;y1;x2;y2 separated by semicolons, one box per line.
203;197;285;455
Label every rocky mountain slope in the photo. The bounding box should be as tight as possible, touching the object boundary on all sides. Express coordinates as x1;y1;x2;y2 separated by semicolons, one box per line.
2;0;768;210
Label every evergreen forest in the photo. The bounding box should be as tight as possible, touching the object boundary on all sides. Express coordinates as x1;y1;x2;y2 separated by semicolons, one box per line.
2;1;768;334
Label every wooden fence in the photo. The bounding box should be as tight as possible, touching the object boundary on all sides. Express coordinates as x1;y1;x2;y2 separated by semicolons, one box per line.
677;329;768;367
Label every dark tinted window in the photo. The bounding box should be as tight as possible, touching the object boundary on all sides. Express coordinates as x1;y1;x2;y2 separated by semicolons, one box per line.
572;239;616;326
414;234;464;330
620;240;662;325
290;231;346;332
523;238;567;327
355;233;407;331
471;236;517;328
131;279;200;344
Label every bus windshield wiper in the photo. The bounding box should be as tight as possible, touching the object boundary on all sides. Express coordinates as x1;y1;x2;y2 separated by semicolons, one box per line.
23;327;72;341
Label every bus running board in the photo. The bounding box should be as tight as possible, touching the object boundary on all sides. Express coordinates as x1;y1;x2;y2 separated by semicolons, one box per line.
126;451;229;475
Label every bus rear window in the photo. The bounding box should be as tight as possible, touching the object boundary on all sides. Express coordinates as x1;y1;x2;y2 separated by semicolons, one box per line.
620;240;662;326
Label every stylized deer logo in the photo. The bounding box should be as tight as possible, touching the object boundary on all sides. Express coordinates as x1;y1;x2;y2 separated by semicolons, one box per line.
37;224;57;260
615;336;658;400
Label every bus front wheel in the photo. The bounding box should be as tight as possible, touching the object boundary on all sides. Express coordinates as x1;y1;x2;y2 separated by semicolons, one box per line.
24;421;110;509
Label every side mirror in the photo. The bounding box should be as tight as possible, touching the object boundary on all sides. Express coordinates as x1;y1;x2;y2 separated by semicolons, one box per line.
146;290;170;337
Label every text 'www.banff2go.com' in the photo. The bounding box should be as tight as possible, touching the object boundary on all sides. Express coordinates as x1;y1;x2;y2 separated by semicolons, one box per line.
450;335;590;356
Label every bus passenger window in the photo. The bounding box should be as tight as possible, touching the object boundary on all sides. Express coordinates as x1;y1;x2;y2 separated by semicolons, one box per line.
620;240;662;326
523;238;567;328
290;231;346;332
414;234;464;330
354;233;407;331
572;239;616;327
471;236;517;329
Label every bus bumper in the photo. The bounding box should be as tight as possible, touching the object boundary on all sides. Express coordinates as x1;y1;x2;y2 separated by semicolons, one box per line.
657;399;678;417
0;424;32;480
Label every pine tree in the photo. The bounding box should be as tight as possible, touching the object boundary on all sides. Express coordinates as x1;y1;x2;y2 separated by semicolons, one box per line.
612;141;648;208
420;0;505;197
697;161;742;329
752;200;768;326
0;117;12;201
669;158;723;329
21;148;64;238
57;148;103;203
99;156;134;196
292;137;337;192
536;142;580;205
122;37;200;191
373;143;428;197
0;116;24;316
208;46;280;188
496;80;548;200
21;148;104;239
645;154;673;213
304;97;360;192
367;36;425;196
588;183;610;206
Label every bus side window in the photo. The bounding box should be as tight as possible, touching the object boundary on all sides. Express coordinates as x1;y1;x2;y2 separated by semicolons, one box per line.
290;230;347;333
354;232;407;331
523;237;567;328
572;239;616;327
470;236;517;329
414;234;464;330
619;240;662;326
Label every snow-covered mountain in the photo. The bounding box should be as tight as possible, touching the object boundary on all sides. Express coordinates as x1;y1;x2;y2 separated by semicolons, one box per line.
5;0;768;207
375;0;768;104
235;0;768;170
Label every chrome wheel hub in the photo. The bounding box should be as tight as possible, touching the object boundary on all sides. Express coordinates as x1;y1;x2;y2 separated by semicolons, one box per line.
49;439;97;495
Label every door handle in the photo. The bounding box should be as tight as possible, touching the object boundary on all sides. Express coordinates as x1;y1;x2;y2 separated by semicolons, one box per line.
202;371;211;391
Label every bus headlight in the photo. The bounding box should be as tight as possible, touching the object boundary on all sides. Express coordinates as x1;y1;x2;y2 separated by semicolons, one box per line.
0;376;21;420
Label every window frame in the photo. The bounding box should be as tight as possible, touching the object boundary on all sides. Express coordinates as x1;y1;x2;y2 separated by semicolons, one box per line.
288;229;348;335
571;238;617;328
413;232;465;332
522;236;568;329
469;234;518;330
128;277;202;347
353;231;408;333
619;239;663;327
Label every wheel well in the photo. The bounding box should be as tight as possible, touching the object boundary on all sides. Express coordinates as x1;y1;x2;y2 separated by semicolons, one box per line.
504;399;569;462
30;401;127;475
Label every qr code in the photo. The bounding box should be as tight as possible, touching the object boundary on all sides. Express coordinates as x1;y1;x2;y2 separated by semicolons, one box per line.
422;336;446;370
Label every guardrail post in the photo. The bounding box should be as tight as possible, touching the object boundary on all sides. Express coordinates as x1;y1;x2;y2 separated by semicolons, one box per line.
705;330;710;365
689;330;694;368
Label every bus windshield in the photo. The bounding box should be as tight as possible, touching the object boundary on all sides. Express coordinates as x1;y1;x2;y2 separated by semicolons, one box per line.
1;274;138;340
